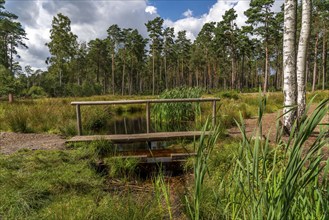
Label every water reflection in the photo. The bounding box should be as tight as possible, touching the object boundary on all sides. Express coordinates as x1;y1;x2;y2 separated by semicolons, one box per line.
105;114;197;135
94;112;199;152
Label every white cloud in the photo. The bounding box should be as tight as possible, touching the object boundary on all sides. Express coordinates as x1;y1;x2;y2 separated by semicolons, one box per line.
7;0;157;70
183;9;193;18
164;0;253;41
145;6;157;15
6;0;283;70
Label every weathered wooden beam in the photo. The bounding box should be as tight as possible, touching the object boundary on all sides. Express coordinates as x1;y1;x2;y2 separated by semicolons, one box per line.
71;98;221;106
212;100;216;126
76;104;82;136
146;101;150;133
66;131;211;144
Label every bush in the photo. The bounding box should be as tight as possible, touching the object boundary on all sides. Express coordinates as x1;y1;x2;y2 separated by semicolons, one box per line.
27;86;47;98
217;91;240;100
152;87;203;130
4;105;32;133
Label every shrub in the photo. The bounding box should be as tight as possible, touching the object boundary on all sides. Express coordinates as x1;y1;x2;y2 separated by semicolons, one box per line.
4;105;32;133
152;87;203;130
27;86;47;98
217;90;240;100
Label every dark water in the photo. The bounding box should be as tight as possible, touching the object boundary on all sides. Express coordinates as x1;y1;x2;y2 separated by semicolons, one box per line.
94;113;198;152
105;115;196;135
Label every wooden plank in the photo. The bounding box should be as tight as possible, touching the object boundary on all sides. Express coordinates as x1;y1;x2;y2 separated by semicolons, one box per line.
66;131;211;143
71;98;220;106
146;102;150;133
76;104;82;136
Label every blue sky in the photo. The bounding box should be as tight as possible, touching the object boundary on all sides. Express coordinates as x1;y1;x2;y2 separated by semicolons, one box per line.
5;0;282;70
149;0;217;20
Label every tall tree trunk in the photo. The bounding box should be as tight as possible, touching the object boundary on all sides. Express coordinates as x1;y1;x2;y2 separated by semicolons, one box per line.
103;71;108;94
312;33;319;92
164;56;168;89
112;53;115;95
231;57;236;90
152;49;155;95
296;0;311;119
241;54;245;90
275;47;280;90
264;45;269;93
121;51;125;96
322;28;327;90
207;61;211;91
283;0;297;132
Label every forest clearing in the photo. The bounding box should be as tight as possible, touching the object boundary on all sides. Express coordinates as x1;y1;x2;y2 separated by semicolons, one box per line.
1;0;329;219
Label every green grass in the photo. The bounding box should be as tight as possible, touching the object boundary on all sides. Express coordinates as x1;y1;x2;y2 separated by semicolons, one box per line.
0;90;327;135
0;144;168;219
1;90;328;219
152;87;203;131
186;94;329;219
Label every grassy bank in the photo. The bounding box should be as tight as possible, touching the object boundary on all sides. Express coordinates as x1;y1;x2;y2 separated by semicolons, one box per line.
1;90;327;136
0;92;328;219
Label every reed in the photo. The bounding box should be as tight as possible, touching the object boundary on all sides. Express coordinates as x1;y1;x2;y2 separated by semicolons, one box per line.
218;96;329;219
152;87;202;131
185;119;223;220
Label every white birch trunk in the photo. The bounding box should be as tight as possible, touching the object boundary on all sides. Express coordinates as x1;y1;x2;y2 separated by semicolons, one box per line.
283;0;297;132
296;0;311;118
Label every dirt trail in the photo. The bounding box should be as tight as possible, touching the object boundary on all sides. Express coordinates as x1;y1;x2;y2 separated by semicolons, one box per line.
228;105;329;141
227;105;329;158
0;132;66;154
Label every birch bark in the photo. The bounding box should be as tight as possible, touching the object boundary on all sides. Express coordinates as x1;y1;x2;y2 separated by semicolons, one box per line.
296;0;311;118
283;0;297;131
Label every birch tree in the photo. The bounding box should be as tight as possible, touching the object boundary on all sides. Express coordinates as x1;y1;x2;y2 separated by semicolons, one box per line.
283;0;297;132
296;0;311;118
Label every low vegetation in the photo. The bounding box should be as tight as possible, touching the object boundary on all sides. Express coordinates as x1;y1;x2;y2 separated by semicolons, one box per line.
0;90;328;219
1;90;327;136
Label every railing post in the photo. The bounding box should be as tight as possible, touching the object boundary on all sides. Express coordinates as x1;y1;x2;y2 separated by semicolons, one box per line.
76;104;82;136
146;102;150;133
212;100;216;126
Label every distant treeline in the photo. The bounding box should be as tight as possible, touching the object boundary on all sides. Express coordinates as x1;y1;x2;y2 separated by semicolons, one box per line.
0;0;328;97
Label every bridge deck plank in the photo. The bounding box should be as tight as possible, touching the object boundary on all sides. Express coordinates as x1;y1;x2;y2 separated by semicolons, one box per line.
67;131;210;143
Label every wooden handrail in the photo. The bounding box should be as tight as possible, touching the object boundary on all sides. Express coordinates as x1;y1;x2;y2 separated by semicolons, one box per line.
72;98;220;136
71;98;220;105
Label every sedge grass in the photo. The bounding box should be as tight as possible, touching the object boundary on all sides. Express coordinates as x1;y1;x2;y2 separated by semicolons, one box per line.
196;95;329;219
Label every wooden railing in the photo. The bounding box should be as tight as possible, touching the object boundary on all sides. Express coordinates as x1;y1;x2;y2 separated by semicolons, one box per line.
71;98;220;136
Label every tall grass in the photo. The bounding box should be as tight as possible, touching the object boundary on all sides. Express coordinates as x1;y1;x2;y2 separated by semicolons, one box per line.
152;87;203;131
185;119;223;220
0;145;165;219
186;95;329;219
153;170;173;219
226;97;329;219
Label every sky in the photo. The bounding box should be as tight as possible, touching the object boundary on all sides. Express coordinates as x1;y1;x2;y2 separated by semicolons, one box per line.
5;0;283;71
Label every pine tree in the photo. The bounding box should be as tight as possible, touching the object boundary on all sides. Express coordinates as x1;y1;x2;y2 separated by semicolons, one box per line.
245;0;276;92
46;13;77;94
145;17;163;95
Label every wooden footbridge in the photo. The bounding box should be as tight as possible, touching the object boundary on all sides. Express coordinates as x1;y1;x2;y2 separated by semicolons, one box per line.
67;98;220;144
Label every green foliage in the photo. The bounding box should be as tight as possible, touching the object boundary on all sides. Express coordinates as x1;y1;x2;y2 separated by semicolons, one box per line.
4;104;31;132
0;149;165;219
185;119;223;220
190;95;329;219
152;87;202;129
89;139;115;159
104;157;139;179
217;90;240;100
0;65;14;95
0;1;27;70
153;171;173;219
27;86;47;98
